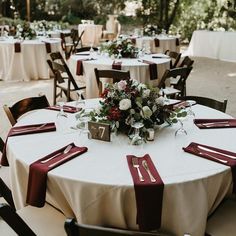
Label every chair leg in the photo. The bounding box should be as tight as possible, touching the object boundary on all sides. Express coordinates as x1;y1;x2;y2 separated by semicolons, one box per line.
0;178;16;210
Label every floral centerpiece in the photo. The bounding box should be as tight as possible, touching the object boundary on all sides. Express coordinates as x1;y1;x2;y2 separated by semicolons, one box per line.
143;24;159;36
89;79;186;140
32;20;54;32
101;38;138;58
16;22;36;40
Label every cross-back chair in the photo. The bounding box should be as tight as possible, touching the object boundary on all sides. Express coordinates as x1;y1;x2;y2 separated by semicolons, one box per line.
164;50;182;68
60;32;74;59
3;95;50;126
179;56;194;68
158;67;192;97
180;96;228;113
49;51;86;105
71;29;84;54
64;218;173;236
94;68;130;96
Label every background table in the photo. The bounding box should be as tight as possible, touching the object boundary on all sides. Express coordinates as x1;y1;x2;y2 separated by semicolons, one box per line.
186;30;236;62
0;38;62;81
78;24;103;47
6;101;235;236
68;53;171;98
134;36;180;54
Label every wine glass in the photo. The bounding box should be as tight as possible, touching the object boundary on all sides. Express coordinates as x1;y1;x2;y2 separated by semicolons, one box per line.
77;108;93;140
56;100;69;133
186;100;195;117
130;122;144;145
117;48;122;59
75;90;85;111
175;116;187;136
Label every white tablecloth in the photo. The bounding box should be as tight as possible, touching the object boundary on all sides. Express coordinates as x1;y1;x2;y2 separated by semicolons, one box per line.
78;24;103;47
6;101;235;236
0;38;61;81
68;54;170;98
186;30;236;62
134;36;180;54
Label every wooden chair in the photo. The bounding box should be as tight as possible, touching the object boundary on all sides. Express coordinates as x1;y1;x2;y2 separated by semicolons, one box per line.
164;50;182;68
180;96;228;113
0;136;4;153
158;67;192;97
64;218;172;236
179;56;194;68
60;32;74;60
71;29;84;53
0;177;15;210
206;197;236;236
3;95;50;126
49;52;86;105
0;201;66;236
94;68;130;96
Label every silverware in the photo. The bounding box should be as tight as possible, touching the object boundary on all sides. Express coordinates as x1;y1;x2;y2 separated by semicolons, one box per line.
41;144;73;164
142;160;156;182
201;121;230;127
48;150;82;168
132;158;144;182
197;145;236;160
197;149;228;164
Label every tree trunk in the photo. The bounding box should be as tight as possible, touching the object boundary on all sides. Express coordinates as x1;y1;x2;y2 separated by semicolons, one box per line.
166;0;180;32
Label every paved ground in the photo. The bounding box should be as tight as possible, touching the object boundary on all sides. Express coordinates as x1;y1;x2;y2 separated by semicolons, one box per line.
0;56;236;140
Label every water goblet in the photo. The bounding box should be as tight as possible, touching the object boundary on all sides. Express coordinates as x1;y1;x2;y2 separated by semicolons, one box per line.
130;122;144;145
175;116;187;136
117;48;122;59
186;100;195;117
75;90;85;111
56;100;68;133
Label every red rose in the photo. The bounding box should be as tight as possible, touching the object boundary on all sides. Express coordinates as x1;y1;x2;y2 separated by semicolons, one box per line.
107;107;121;121
101;88;109;98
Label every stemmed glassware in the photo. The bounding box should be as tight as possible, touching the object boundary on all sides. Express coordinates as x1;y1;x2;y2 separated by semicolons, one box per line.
186;100;195;117
56;100;68;133
175;115;187;136
130;122;144;145
75;90;85;111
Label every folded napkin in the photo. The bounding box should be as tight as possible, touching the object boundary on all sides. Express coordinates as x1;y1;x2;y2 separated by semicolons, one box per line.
126;154;164;231
154;38;160;47
183;142;236;193
44;42;51;53
46;105;80;113
142;60;158;81
112;61;122;70
176;38;180;46
26;143;88;207
76;60;84;75
194;119;236;129
14;42;21;53
1;123;56;166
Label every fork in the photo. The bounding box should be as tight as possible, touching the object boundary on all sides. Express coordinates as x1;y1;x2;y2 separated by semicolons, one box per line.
142;160;156;182
132;158;144;182
41;144;73;164
13;123;48;132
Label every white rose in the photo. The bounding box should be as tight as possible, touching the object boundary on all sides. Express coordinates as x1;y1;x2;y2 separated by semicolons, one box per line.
117;80;127;91
119;99;131;110
155;96;165;106
141;106;152;119
142;89;150;98
137;83;146;91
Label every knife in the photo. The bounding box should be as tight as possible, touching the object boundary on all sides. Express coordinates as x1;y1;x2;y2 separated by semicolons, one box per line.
142;160;156;182
197;145;236;160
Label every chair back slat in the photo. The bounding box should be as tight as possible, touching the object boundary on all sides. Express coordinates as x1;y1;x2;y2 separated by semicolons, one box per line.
3;95;49;126
164;50;181;68
179;56;194;68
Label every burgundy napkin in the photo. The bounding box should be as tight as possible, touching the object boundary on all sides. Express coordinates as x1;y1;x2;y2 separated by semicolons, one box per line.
183;142;236;193
46;105;80;113
142;60;158;80
76;60;84;75
26;143;88;207
1;123;56;166
154;38;160;47
14;42;21;53
44;42;51;53
176;38;180;46
112;61;122;70
194;119;236;129
126;154;164;231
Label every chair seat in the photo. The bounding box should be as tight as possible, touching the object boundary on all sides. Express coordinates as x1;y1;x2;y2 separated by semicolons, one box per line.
0;167;10;189
206;198;236;236
163;87;180;96
18;203;66;236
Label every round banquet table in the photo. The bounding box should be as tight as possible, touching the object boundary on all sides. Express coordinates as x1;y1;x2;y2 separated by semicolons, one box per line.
68;53;171;98
134;36;180;54
0;38;62;81
6;99;235;236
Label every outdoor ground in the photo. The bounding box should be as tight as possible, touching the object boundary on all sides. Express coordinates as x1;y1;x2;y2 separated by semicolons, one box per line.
0;56;236;140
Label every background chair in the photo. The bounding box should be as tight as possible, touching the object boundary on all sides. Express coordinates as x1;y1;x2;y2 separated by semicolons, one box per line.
3;95;50;126
0;201;66;236
70;29;84;54
60;32;74;60
158;67;192;97
64;218;173;236
0;177;15;209
75;46;98;53
94;68;130;96
179;56;194;68
164;50;182;68
180;96;227;112
206;197;236;236
49;52;86;105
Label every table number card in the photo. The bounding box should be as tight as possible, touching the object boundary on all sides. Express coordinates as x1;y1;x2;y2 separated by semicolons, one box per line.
88;121;110;142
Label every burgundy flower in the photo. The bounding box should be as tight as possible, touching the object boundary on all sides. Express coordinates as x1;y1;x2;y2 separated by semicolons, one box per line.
101;88;109;98
107;107;121;121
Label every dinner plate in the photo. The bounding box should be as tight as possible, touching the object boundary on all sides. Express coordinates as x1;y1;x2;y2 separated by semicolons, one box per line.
186;100;197;106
